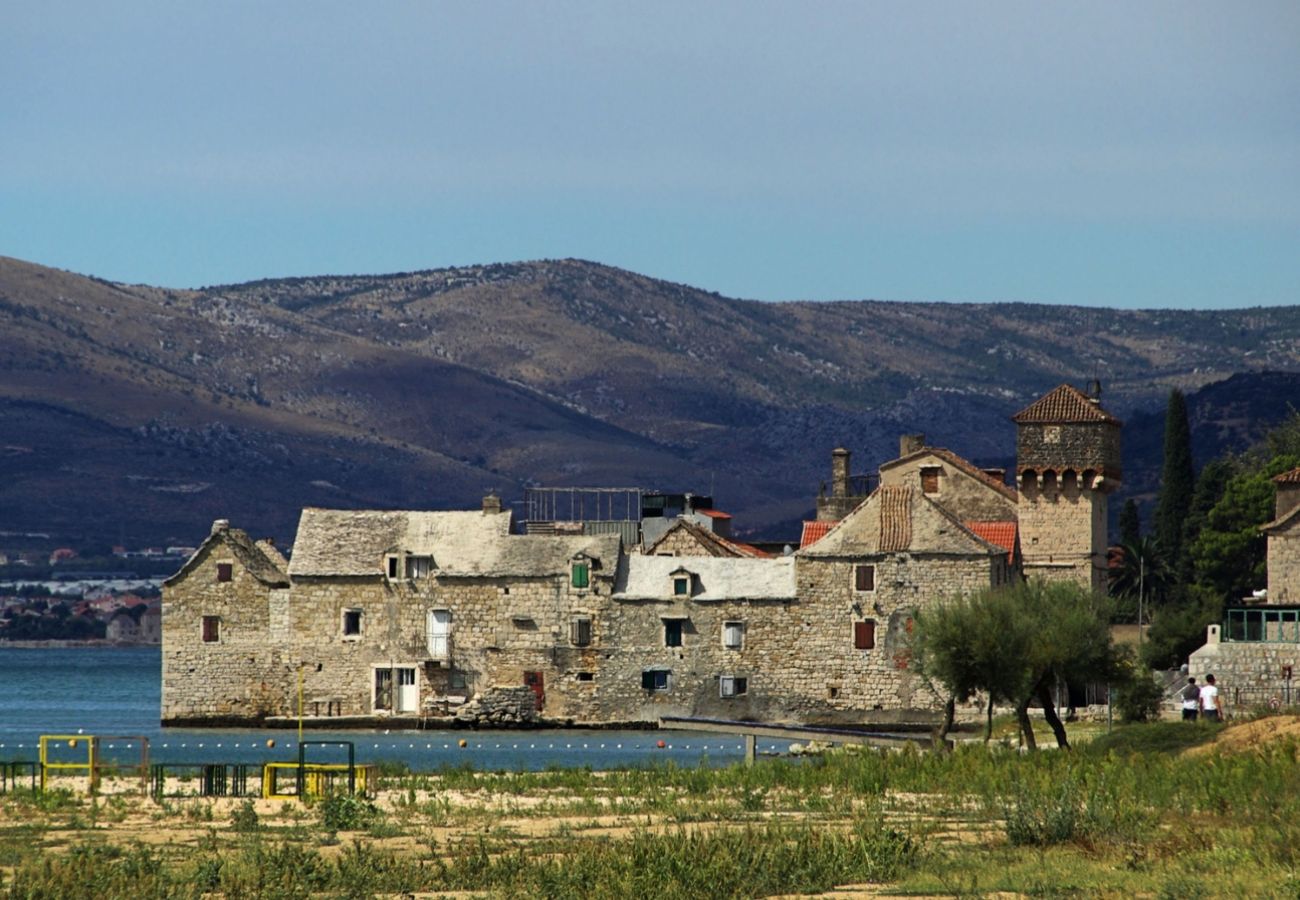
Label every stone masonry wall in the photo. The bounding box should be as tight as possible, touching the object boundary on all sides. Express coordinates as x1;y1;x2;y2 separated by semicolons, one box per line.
1268;520;1300;604
1190;627;1300;710
1019;478;1108;592
880;453;1015;521
162;544;288;722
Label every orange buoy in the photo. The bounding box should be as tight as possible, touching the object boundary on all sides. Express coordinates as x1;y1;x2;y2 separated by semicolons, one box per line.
656;739;666;749
458;739;468;748
265;739;276;749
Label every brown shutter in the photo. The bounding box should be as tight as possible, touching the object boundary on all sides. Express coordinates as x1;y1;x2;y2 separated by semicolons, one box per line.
921;467;940;494
216;563;233;583
854;619;876;650
854;565;875;591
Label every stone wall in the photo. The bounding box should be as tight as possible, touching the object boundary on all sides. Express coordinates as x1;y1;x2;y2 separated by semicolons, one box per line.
1018;477;1108;592
1016;421;1121;481
1267;518;1300;604
1190;625;1300;710
880;452;1016;522
162;541;288;722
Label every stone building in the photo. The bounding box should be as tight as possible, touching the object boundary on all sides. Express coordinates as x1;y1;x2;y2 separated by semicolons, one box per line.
162;383;1119;727
1190;466;1300;704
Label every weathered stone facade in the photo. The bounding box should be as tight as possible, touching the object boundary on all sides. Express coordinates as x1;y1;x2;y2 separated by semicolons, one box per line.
162;383;1118;727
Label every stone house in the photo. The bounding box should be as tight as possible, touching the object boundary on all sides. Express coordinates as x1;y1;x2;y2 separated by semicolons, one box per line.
1190;466;1300;704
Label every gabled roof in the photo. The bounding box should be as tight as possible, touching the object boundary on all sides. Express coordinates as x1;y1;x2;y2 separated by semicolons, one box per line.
613;555;796;601
800;520;837;549
799;485;1005;559
1274;467;1300;485
287;507;618;578
163;525;290;588
1012;383;1121;425
879;446;1019;504
964;521;1019;564
645;518;770;558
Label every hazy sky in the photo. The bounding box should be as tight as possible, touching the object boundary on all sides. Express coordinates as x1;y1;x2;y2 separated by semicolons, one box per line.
2;2;1297;307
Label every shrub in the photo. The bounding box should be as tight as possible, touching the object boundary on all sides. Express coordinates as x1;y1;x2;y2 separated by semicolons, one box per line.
230;798;260;833
317;793;380;831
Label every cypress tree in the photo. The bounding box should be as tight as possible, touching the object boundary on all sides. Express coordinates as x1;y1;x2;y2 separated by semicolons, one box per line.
1154;388;1195;575
1118;499;1141;547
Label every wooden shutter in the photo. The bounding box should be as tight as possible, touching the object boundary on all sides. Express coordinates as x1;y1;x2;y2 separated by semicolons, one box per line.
571;618;591;646
202;616;219;643
216;563;233;583
921;467;940;494
854;619;876;650
854;565;874;592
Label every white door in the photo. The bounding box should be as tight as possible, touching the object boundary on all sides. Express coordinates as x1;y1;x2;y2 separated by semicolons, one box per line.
396;667;418;713
427;609;451;658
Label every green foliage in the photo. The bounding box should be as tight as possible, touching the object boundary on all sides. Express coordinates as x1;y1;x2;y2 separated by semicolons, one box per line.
1119;498;1141;547
316;792;381;831
1084;720;1223;756
1140;584;1223;669
1155;388;1195;573
1110;651;1165;723
1190;454;1300;601
230;798;260;833
1109;536;1172;621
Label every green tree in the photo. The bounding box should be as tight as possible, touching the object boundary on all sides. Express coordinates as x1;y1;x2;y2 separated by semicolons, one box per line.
1108;536;1171;623
1140;584;1222;669
1190;454;1300;602
913;580;1116;750
1154;388;1195;576
1118;499;1141;547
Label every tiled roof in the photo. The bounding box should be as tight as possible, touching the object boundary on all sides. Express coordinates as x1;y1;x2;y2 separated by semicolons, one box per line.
645;518;769;558
800;520;837;548
964;521;1018;563
878;486;913;552
1274;467;1300;485
696;509;732;519
163;526;290;588
1012;384;1121;425
894;446;1020;503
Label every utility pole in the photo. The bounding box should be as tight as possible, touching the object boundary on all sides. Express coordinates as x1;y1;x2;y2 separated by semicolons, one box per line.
1138;554;1145;647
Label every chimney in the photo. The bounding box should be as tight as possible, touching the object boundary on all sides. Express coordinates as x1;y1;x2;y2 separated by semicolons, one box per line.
899;433;925;457
831;448;850;498
1087;379;1103;405
482;493;503;514
210;519;230;535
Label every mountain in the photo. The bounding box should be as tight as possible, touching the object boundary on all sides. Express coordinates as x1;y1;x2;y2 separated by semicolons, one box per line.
1;255;1298;549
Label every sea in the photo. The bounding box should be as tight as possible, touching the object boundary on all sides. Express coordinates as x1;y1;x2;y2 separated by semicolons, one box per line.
0;646;766;771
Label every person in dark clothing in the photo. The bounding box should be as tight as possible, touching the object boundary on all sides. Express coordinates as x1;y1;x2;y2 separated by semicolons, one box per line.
1181;677;1199;721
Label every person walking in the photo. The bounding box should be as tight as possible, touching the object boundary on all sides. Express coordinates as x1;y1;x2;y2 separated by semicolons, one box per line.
1181;677;1200;721
1200;673;1225;722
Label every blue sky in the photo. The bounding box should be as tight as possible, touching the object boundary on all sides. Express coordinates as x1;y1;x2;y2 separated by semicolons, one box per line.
2;2;1296;308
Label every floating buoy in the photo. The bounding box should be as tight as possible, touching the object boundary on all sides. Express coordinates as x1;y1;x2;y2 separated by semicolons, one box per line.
68;739;78;748
458;739;468;748
656;739;666;749
266;739;275;749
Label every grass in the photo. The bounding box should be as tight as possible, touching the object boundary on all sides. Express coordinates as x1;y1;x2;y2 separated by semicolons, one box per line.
2;719;1300;896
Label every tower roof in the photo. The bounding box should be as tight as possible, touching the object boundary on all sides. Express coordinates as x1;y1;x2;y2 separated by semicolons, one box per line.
1012;384;1121;425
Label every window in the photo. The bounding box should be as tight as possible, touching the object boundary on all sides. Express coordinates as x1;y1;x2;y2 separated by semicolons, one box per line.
664;618;684;647
854;619;877;650
342;609;362;637
570;617;592;647
386;555;399;579
854;564;875;592
641;669;671;691
723;621;744;650
216;563;233;583
720;676;748;698
571;563;590;588
406;555;432;579
201;615;220;643
920;466;941;494
577;671;595;682
449;668;467;691
673;576;690;596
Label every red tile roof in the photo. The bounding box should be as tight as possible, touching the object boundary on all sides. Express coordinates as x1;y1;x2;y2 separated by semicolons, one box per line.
1012;384;1121;425
964;520;1019;563
800;520;837;548
1274;467;1300;485
878;486;913;552
696;509;733;519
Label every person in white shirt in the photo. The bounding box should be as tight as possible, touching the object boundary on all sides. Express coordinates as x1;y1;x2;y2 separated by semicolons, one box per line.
1199;673;1224;722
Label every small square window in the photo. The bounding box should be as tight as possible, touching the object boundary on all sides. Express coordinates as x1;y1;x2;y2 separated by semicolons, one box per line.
406;555;432;579
854;619;877;650
449;669;467;690
571;617;592;647
854;564;875;592
723;621;744;650
577;671;595;682
673;576;690;596
216;563;233;583
201;615;220;643
571;563;590;589
720;676;748;697
642;669;671;691
664;619;684;647
920;466;941;494
342;609;362;637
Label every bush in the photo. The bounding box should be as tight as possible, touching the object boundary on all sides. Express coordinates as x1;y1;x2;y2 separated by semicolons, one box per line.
230;798;259;833
317;793;380;831
1112;650;1165;723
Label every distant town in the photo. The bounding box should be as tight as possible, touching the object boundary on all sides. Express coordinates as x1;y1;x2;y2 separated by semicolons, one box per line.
0;540;186;644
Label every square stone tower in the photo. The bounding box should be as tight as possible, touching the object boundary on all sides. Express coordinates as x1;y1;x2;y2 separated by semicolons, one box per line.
1012;383;1122;592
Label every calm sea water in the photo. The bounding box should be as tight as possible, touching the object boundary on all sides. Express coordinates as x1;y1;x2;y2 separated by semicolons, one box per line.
0;646;764;770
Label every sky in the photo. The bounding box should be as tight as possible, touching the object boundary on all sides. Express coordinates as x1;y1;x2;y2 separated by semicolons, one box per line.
1;2;1297;308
